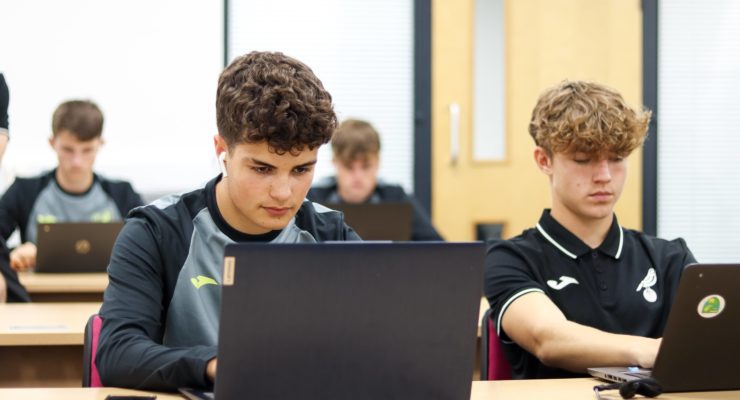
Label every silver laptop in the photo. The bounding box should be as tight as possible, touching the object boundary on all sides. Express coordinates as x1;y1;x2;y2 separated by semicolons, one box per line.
589;263;740;392
203;242;484;400
35;222;123;273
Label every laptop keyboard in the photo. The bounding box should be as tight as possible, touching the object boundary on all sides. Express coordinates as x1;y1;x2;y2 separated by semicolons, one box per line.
626;370;653;379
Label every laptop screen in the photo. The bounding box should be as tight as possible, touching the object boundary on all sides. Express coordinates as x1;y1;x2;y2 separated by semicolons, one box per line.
35;222;123;273
215;242;484;400
324;202;413;241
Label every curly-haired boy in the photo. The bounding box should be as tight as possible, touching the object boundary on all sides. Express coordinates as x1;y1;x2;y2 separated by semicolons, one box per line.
485;81;696;379
98;52;360;390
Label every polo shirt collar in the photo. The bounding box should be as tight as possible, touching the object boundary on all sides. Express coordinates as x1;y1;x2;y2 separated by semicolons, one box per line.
535;209;624;260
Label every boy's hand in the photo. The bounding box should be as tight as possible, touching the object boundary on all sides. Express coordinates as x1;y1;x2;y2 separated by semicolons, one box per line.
10;242;37;272
206;358;218;382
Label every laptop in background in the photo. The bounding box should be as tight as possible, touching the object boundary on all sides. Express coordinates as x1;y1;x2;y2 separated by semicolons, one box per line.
588;263;740;392
209;242;483;400
35;222;124;273
325;202;413;241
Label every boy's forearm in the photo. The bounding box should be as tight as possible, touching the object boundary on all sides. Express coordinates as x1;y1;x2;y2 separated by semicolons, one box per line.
533;320;661;373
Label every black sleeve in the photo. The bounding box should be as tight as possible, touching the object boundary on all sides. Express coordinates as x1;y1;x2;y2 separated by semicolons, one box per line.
97;217;216;391
0;179;25;242
657;237;698;316
0;241;30;302
120;182;145;215
103;180;145;217
0;73;8;133
306;187;329;203
484;241;546;339
344;224;362;241
300;202;363;242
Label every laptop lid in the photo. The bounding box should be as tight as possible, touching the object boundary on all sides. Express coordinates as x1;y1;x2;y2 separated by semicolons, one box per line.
215;242;484;400
35;222;123;273
325;202;413;241
589;263;740;392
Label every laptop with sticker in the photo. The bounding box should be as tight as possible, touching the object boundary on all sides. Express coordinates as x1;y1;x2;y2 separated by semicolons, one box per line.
206;242;483;400
588;263;740;392
35;222;124;273
325;202;413;241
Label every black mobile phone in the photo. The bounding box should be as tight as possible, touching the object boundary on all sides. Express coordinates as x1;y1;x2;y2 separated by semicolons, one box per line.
104;395;156;400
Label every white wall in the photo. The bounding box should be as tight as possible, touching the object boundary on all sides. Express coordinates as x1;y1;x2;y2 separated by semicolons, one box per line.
228;0;415;192
0;1;224;197
658;0;740;262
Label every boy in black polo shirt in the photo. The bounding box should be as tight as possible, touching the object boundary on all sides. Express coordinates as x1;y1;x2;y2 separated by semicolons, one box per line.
485;80;696;379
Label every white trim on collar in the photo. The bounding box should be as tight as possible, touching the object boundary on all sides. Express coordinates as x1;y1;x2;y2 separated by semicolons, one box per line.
615;225;624;259
536;223;577;259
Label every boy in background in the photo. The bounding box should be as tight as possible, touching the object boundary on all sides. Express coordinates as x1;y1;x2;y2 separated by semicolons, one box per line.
309;118;443;241
0;99;143;272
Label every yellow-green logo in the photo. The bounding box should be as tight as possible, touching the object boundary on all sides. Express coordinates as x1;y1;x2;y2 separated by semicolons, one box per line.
37;214;58;224
91;210;114;223
191;275;218;289
697;295;725;318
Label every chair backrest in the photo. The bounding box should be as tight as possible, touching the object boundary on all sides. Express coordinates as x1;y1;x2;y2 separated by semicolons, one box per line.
82;314;103;387
480;307;512;380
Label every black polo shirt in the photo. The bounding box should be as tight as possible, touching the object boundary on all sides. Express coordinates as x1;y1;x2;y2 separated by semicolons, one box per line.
484;209;696;379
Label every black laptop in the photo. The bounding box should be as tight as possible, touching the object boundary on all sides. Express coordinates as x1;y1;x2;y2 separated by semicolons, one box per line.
588;263;740;392
201;242;483;400
35;222;123;273
325;202;413;241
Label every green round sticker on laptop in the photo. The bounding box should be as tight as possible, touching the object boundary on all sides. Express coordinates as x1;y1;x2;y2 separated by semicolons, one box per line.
697;295;725;318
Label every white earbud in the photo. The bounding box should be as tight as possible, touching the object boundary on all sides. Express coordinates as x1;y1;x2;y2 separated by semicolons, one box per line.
218;152;228;177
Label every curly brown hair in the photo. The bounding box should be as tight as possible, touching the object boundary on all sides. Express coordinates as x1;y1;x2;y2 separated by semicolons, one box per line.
331;119;381;165
52;100;104;141
528;80;651;157
216;51;337;154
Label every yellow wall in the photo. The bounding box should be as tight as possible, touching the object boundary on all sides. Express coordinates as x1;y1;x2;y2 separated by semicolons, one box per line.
432;0;644;240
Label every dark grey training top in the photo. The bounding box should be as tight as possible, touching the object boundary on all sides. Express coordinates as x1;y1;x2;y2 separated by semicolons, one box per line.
0;169;143;244
98;175;360;391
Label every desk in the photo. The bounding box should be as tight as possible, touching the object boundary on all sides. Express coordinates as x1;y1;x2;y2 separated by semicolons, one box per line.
0;387;181;399
0;298;488;386
0;379;738;399
0;302;101;387
470;378;740;399
18;272;108;302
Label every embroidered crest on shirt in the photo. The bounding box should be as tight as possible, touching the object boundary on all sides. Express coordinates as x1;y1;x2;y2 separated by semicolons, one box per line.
547;276;579;290
636;267;658;303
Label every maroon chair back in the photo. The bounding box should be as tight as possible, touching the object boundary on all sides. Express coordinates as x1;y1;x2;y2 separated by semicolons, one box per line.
480;307;512;380
82;314;103;387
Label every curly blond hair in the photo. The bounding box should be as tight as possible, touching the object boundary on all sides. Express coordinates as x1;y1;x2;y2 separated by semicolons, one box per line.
528;80;651;156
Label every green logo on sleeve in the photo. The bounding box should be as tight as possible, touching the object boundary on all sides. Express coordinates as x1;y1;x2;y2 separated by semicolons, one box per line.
191;275;218;289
